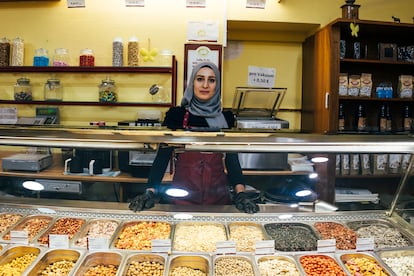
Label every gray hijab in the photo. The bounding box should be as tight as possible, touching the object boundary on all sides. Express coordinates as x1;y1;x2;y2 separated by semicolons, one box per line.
181;61;228;128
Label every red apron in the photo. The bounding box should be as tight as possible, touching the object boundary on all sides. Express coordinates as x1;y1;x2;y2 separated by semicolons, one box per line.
169;151;231;205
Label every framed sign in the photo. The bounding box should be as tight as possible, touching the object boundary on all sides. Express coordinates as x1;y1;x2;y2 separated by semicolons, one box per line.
184;43;222;90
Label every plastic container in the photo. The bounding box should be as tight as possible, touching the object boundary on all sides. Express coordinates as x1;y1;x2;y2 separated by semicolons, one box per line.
33;48;49;66
79;48;94;66
11;37;24;66
52;48;70;66
14;77;32;101
0;37;10;66
44;78;63;101
112;37;123;67
127;36;139;66
99;77;117;103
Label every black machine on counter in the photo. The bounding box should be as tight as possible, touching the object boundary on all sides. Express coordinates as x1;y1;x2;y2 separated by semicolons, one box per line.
232;87;289;170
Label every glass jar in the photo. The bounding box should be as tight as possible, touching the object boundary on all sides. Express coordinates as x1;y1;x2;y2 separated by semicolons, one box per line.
0;37;10;66
99;77;117;103
33;48;49;66
127;36;139;66
79;48;95;66
14;77;32;101
112;37;123;67
53;48;70;66
11;37;24;66
159;49;173;66
44;78;63;101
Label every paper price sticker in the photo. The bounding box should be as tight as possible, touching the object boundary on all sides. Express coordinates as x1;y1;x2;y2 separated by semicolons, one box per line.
88;237;110;250
356;238;375;251
49;234;69;248
10;230;28;245
67;0;85;8
216;241;236;255
151;239;172;253
125;0;144;7
255;240;275;255
317;239;336;253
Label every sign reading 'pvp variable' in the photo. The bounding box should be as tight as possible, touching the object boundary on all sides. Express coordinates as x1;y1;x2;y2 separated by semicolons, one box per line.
248;66;276;88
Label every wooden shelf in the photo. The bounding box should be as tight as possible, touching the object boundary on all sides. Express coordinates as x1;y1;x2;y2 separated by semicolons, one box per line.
0;100;173;107
0;66;173;74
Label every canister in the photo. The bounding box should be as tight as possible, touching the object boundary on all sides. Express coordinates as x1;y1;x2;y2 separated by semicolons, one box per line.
11;37;24;66
14;77;32;101
44;78;63;101
0;37;10;66
159;49;173;66
99;77;117;103
112;37;123;66
53;48;70;66
127;36;139;66
79;48;94;66
33;48;49;66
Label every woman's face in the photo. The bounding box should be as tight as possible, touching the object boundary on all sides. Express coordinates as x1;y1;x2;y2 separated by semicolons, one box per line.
193;67;217;102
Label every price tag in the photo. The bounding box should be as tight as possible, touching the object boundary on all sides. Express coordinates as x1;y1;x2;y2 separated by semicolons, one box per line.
49;234;69;248
216;241;236;255
125;0;145;7
151;239;171;253
317;239;336;253
255;240;275;255
88;237;110;251
67;0;85;8
356;238;375;251
10;230;28;245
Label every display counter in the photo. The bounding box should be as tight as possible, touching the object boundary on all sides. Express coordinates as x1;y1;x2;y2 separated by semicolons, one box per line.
0;126;414;275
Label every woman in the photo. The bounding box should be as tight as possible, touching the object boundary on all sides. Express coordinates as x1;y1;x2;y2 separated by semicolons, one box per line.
129;61;258;214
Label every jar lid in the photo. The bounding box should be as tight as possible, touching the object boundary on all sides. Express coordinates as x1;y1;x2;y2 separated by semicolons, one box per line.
129;36;139;42
113;37;123;43
35;48;48;56
0;37;10;43
16;77;30;85
47;78;60;85
80;48;93;55
54;48;68;55
160;49;173;55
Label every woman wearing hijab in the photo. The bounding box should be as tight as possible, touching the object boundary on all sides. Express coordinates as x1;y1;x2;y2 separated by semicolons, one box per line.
129;61;259;214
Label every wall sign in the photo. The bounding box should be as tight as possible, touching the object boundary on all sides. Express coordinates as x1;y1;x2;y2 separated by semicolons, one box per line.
184;43;222;90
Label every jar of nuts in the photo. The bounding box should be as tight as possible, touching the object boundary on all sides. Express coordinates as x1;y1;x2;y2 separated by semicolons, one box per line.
14;77;32;101
79;48;95;66
128;36;139;66
99;77;118;103
11;37;24;66
0;37;10;66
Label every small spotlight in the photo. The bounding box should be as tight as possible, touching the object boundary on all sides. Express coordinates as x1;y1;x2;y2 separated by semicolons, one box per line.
173;213;193;220
311;156;329;163
278;214;293;219
308;172;318;179
295;189;312;197
165;188;189;198
22;181;44;191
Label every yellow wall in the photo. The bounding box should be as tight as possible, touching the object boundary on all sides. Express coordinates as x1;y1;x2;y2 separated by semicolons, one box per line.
0;0;412;127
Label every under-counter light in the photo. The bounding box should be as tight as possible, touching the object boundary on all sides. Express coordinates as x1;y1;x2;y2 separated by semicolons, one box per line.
310;156;329;163
165;188;189;198
173;213;193;220
278;214;293;219
295;189;312;197
22;180;44;191
37;207;56;214
308;172;318;179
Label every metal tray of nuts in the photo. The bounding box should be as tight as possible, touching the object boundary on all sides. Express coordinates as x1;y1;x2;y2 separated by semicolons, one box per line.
168;254;211;276
120;252;167;276
263;222;320;252
26;248;84;276
376;248;414;275
112;220;172;251
339;252;393;276
72;250;124;276
313;221;357;250
228;222;267;253
37;216;87;246
73;218;120;248
213;254;258;276
346;219;414;249
297;253;348;276
0;213;24;236
1;215;54;244
0;245;43;275
255;254;301;276
173;221;227;253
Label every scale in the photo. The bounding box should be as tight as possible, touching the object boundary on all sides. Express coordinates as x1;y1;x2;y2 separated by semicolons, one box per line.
232;87;289;170
232;87;289;129
16;107;59;125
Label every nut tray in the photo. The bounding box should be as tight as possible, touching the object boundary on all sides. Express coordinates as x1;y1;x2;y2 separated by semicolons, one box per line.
256;255;301;275
0;213;23;236
112;220;172;251
228;222;267;253
1;215;53;243
173;221;227;253
313;221;357;250
297;253;348;276
346;219;414;249
168;254;211;276
120;252;167;276
72;251;124;276
376;248;414;275
73;218;120;248
37;217;87;246
26;248;83;276
0;245;42;275
213;254;258;276
264;222;320;252
339;252;392;276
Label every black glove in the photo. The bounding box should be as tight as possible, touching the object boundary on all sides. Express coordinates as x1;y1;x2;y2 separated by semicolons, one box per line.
234;192;259;214
129;190;157;212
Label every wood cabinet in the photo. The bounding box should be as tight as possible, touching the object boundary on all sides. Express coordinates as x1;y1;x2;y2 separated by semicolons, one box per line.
302;18;414;134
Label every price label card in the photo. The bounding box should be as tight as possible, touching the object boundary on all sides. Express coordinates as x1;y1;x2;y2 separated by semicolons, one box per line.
88;237;110;250
317;239;336;253
255;240;275;255
10;230;28;245
216;241;236;255
49;234;69;248
125;0;144;7
356;238;375;251
67;0;85;8
151;239;172;253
